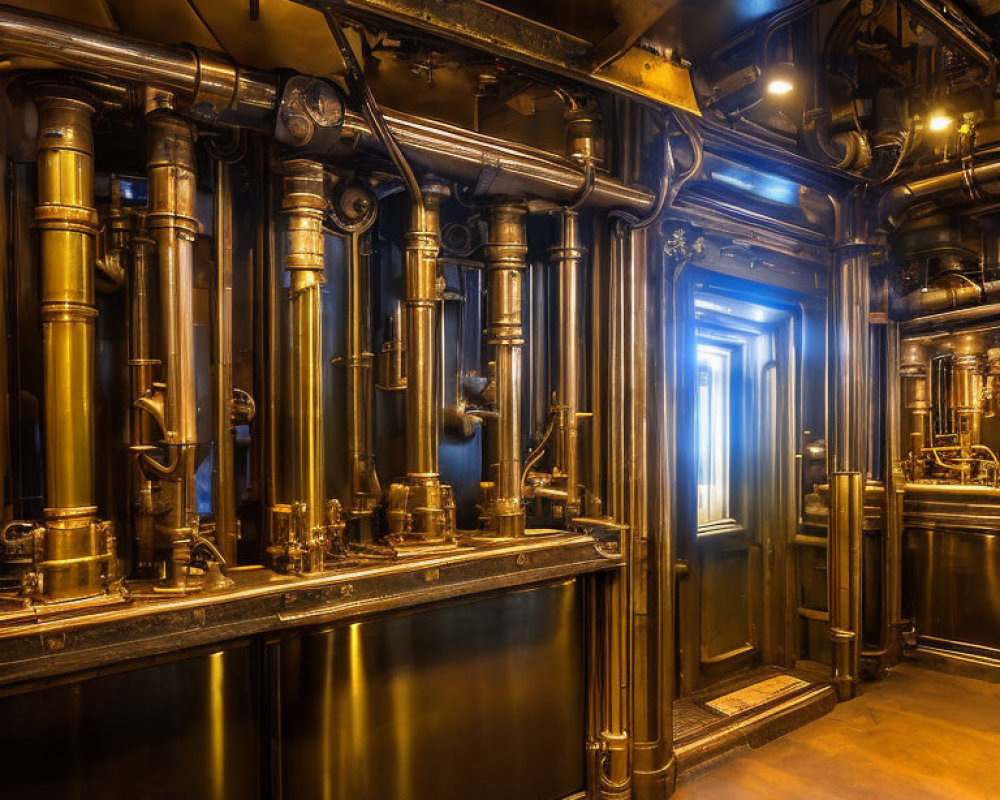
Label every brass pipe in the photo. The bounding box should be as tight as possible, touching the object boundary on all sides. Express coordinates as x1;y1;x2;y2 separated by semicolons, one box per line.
34;88;107;600
629;224;676;797
0;5;278;124
144;113;200;587
900;342;929;471
280;159;331;571
481;202;528;538
950;334;987;449
599;219;631;799
828;472;864;700
212;159;238;564
128;212;158;572
386;184;455;542
345;228;381;541
827;197;871;698
549;209;583;518
0;6;656;212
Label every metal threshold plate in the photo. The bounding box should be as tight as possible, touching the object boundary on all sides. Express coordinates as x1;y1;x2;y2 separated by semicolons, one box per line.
704;675;811;717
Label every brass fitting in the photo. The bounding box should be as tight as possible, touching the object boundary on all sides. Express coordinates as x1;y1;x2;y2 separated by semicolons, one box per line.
479;202;528;538
33;86;115;601
386;183;456;544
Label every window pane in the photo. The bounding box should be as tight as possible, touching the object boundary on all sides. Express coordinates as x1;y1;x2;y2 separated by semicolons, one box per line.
696;343;731;526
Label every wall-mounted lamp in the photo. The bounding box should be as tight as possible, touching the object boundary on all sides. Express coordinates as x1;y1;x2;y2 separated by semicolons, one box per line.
765;62;797;101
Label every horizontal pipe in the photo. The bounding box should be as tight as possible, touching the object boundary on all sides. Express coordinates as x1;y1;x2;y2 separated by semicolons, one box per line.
893;279;1000;320
0;5;277;121
879;145;1000;227
344;111;655;214
0;5;654;214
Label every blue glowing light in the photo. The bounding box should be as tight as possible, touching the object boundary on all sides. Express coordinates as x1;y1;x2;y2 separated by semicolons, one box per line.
710;164;800;206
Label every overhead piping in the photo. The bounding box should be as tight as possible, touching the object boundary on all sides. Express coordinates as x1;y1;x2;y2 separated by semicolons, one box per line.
879;145;1000;227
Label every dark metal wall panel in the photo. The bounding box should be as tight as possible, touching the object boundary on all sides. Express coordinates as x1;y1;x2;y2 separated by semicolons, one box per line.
904;527;1000;651
274;579;586;800
0;644;261;800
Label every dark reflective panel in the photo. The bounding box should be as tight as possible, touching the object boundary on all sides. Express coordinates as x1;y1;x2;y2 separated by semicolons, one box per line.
276;580;585;800
0;645;260;800
904;528;1000;651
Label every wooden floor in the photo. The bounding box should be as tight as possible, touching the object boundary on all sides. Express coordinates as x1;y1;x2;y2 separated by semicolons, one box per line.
674;661;1000;800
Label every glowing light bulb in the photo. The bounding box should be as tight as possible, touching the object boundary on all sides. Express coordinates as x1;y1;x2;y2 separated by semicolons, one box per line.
928;113;954;132
766;78;794;96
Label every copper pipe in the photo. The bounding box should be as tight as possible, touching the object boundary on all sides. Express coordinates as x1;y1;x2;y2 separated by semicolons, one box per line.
128;212;157;572
386;184;455;542
34;88;108;600
280;159;330;571
142;113;200;588
550;210;583;518
345;229;381;541
212;159;238;564
481;202;528;538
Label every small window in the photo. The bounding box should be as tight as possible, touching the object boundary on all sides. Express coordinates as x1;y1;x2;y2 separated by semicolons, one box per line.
697;343;731;526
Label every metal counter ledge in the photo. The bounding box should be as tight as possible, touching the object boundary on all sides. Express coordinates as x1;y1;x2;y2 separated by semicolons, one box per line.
0;532;620;687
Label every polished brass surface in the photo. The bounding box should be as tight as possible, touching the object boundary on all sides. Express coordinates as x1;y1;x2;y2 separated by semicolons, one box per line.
547;209;584;519
276;158;340;571
34;88;110;601
212;159;238;565
827;211;872;699
828;472;863;701
141;113;201;588
14;2;1000;798
0;645;261;800
386;183;456;542
480;202;528;538
0;532;615;687
276;581;585;800
345;229;381;541
128;210;158;572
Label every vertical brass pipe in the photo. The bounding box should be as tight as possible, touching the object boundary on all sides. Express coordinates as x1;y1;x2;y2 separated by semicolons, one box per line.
482;202;528;538
828;195;871;700
629;226;675;798
883;323;904;665
900;341;929;475
587;218;607;517
346;228;380;541
213;159;238;564
145;113;200;587
128;212;157;572
550;209;583;518
387;184;455;542
950;333;987;453
598;219;631;800
34;89;106;600
281;159;329;571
